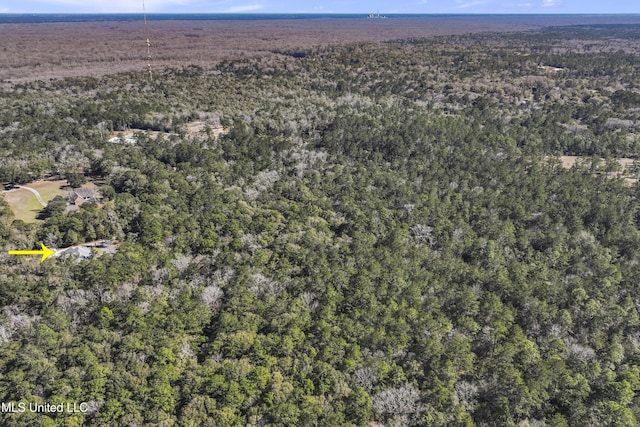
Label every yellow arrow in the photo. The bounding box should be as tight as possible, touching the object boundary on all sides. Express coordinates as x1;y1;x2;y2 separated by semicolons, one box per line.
8;243;56;262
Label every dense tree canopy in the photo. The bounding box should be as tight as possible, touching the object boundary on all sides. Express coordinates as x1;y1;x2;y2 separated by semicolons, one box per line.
0;24;639;426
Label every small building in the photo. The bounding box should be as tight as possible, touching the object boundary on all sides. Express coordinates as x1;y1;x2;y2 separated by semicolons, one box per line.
74;188;100;203
62;246;92;260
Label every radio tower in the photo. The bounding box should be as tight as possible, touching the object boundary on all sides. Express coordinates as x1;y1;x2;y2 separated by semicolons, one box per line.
143;0;152;80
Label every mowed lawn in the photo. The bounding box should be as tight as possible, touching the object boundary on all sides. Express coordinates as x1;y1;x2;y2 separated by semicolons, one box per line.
2;180;67;223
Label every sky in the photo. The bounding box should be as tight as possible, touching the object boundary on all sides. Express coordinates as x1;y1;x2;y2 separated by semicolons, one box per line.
0;0;638;14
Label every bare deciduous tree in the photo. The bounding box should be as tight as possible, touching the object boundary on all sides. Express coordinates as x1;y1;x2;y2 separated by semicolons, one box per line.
300;291;319;311
249;273;283;297
200;285;224;312
410;224;435;247
373;383;423;423
353;366;377;392
455;380;479;411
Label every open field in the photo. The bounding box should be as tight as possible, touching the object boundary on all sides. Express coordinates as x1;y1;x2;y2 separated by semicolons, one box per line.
108;129;176;144
2;180;67;222
108;120;227;143
559;155;637;169
2;15;640;82
185;121;228;137
558;155;640;185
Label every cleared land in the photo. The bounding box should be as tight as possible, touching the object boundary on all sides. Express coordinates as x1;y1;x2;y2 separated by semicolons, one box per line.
2;15;640;83
558;155;640;185
2;180;67;222
108;120;227;143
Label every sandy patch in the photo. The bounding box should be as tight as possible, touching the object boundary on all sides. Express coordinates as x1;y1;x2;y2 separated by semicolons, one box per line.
557;155;639;185
186;121;228;137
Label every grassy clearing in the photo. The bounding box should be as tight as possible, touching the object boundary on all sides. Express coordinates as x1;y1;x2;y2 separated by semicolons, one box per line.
558;156;639;185
3;180;67;223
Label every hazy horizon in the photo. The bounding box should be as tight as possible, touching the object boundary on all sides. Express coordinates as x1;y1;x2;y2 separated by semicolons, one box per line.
0;0;638;15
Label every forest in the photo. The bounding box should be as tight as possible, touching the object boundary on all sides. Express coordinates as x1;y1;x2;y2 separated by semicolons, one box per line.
0;23;639;426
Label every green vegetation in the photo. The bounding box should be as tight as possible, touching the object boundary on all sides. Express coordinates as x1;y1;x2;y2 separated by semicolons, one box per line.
2;181;67;223
0;25;640;426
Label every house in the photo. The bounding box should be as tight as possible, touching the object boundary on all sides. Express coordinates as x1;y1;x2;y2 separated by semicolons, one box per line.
62;246;92;260
74;188;100;203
